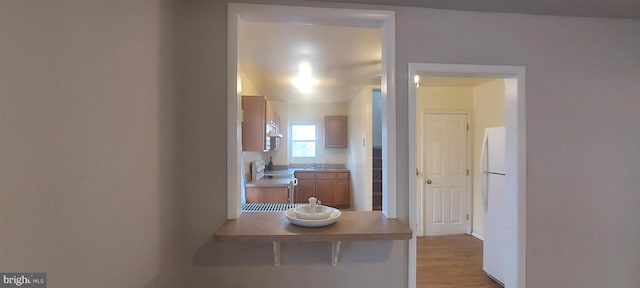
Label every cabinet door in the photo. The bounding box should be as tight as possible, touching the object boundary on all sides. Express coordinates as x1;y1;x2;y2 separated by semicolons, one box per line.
315;180;336;207
246;187;288;203
336;179;350;209
325;116;348;148
242;96;266;151
295;181;315;203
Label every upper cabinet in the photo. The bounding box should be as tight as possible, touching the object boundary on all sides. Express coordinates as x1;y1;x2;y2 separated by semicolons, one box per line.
325;116;348;148
242;96;280;152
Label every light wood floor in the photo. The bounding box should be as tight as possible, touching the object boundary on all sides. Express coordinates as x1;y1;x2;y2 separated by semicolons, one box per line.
418;235;501;288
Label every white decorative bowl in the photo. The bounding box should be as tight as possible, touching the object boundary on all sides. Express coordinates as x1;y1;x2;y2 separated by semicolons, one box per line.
293;205;333;220
285;207;341;227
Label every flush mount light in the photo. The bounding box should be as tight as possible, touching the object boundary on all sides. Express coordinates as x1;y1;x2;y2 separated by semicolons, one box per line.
291;62;318;94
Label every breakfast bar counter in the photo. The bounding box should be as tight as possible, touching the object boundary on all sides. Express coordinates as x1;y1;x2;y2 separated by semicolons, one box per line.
215;211;411;242
214;211;412;266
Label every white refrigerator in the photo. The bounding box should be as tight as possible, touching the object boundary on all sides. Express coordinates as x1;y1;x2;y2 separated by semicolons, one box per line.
481;126;508;286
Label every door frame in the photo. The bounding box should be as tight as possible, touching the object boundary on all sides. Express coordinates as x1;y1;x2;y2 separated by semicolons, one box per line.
408;63;526;288
418;111;472;237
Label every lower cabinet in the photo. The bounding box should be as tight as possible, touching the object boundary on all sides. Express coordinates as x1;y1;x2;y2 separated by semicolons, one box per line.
336;179;350;207
295;181;315;203
294;172;315;203
246;186;289;203
294;171;350;209
315;180;337;206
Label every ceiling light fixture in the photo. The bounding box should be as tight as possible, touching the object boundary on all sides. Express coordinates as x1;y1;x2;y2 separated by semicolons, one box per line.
414;74;420;88
292;62;318;94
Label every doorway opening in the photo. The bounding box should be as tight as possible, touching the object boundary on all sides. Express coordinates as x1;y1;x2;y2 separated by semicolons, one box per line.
408;63;526;288
227;4;397;219
372;88;383;211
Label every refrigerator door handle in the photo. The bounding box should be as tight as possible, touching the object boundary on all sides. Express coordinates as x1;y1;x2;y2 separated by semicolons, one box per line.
480;131;489;212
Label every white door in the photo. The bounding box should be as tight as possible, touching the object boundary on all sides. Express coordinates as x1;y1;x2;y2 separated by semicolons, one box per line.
423;113;469;235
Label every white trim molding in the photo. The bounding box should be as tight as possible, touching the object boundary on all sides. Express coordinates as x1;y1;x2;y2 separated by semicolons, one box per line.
471;232;484;241
227;5;241;220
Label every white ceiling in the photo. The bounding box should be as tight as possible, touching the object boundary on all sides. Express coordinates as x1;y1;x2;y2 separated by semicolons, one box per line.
238;0;638;103
239;21;381;104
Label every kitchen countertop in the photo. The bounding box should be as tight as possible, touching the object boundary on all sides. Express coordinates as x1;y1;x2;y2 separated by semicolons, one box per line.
245;178;292;188
247;168;351;188
263;167;351;174
262;169;297;176
291;168;350;173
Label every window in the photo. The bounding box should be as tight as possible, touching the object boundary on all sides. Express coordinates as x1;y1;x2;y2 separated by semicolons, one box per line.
290;124;316;158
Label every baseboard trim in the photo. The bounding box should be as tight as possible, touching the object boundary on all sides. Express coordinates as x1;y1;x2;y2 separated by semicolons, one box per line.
471;232;484;241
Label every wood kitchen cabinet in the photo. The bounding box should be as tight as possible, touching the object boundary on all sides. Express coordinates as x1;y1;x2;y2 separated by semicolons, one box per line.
294;171;350;209
294;172;315;203
325;116;348;148
315;180;337;206
242;96;267;151
335;173;350;207
242;95;280;152
246;186;288;203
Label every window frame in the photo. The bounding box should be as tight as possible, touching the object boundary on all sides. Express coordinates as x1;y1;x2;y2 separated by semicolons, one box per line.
289;122;318;159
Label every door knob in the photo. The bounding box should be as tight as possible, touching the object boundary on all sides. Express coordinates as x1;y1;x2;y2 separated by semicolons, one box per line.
426;179;432;184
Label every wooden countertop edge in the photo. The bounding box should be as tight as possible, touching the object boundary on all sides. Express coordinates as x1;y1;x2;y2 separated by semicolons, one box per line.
244;181;291;188
292;169;351;173
214;233;411;242
214;211;412;243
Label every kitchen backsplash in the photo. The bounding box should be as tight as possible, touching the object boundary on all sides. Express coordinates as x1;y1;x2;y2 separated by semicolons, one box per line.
288;163;346;169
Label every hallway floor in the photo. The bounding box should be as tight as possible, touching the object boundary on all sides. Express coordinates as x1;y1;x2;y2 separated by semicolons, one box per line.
418;235;501;288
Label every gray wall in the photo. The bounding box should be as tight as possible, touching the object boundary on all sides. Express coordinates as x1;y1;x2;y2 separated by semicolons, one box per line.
179;1;409;287
0;1;181;287
2;0;639;288
394;9;640;287
181;1;640;287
